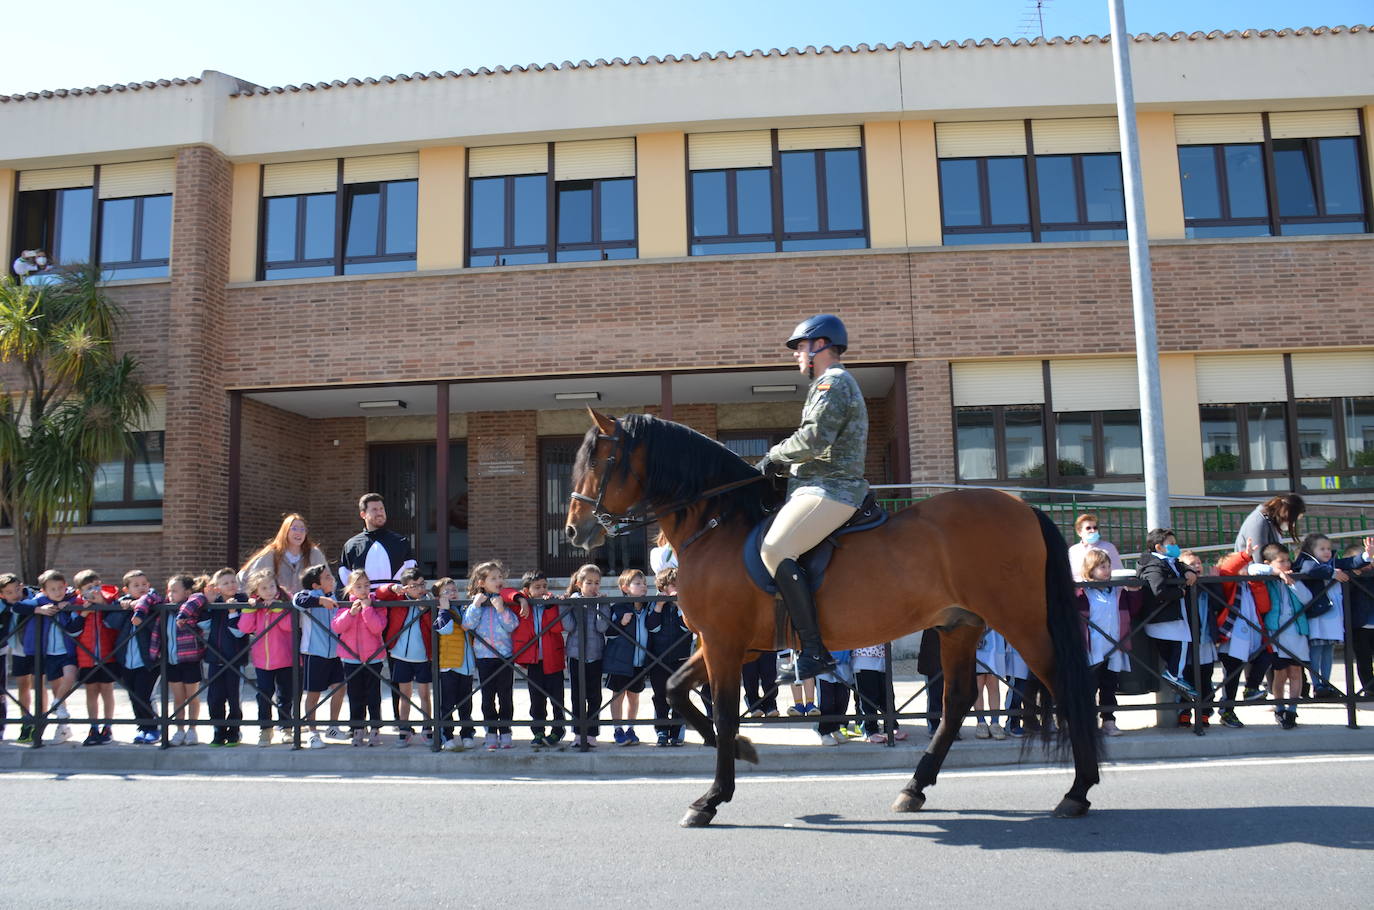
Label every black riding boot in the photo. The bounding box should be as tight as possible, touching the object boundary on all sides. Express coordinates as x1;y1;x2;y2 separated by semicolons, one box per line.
773;558;838;684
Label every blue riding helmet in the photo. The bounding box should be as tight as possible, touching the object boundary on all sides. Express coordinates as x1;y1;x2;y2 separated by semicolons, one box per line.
786;314;848;355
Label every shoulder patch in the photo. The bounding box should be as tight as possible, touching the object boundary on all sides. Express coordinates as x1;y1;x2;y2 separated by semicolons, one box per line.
816;381;832;391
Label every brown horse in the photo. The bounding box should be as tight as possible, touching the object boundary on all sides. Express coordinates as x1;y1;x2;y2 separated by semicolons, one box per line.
565;410;1099;827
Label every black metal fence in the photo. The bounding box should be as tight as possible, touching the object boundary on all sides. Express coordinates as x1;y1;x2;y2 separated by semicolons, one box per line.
5;574;1371;753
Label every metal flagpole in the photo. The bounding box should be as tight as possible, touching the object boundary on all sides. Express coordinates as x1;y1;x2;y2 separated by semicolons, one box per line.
1109;0;1170;530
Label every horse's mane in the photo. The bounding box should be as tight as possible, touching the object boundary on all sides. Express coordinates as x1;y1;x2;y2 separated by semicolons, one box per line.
575;413;782;526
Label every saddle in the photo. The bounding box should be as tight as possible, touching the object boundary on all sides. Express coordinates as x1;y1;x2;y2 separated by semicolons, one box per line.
743;492;889;596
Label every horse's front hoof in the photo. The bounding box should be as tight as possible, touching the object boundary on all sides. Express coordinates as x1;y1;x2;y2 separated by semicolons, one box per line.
734;736;759;765
891;790;926;813
679;807;717;828
1052;796;1091;818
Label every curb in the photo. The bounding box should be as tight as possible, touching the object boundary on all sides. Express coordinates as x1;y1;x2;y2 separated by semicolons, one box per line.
5;725;1372;777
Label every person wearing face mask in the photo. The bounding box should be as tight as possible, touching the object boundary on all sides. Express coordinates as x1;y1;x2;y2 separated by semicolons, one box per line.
1067;513;1122;582
1139;528;1200;699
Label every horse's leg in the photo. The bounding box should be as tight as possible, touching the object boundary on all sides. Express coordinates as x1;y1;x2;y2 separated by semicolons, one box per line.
894;624;981;812
681;644;746;828
1015;641;1098;818
667;650;716;747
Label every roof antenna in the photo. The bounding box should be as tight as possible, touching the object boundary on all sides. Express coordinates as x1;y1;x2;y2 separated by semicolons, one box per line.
1018;0;1050;39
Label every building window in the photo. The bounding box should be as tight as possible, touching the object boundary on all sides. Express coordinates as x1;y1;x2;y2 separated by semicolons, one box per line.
90;431;164;524
262;192;338;279
1178;144;1271;238
954;404;1144;491
938;151;1125;244
954;406;1045;483
778;148;867;251
98;195;172;279
690;168;775;255
938;157;1032;244
555;177;637;262
690;130;868;256
468;174;550;266
1272;137;1368;235
1054;410;1144;483
1297;397;1374;491
1199;402;1290;494
13;187;94;269
1035;153;1127;241
342;180;418;275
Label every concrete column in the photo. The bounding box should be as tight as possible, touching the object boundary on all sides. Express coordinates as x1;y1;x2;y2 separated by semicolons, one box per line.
863;121;905;249
899;121;942;247
1159;353;1205;496
165;145;234;571
227;163;259;282
0;169;14;265
1137;111;1186;240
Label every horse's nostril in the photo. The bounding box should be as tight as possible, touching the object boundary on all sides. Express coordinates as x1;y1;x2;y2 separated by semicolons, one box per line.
566;525;577;541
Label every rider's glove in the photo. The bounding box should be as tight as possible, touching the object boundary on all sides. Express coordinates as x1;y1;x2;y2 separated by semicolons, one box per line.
755;456;787;479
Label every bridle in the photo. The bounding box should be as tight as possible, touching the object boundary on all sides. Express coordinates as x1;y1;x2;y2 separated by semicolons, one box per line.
569;418;766;544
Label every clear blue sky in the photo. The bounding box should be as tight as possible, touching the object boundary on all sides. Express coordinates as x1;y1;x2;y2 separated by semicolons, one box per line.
3;0;1369;96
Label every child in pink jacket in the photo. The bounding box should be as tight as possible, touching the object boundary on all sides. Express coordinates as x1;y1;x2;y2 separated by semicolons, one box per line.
333;571;387;746
237;569;294;747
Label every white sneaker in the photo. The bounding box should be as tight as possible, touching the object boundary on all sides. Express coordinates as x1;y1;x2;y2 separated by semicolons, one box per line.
989;723;1007;741
974;722;991;739
55;704;70;721
442;738;462;752
258;729;273;747
820;731;839;746
461;737;476;750
368;731;383;747
829;731;847;746
351;731;365;747
307;732;325;749
50;725;72;744
183;729;199;746
499;733;513;749
324;725;345;739
484;733;498;751
170;729;186;747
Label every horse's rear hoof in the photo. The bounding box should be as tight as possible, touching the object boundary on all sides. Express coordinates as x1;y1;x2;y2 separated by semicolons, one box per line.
891;791;926;813
1052;796;1091;818
734;736;759;765
680;807;717;828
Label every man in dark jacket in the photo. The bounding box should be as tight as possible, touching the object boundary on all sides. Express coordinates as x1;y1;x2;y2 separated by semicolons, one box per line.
339;493;416;589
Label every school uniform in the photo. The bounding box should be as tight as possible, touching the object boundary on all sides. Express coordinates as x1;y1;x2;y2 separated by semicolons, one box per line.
1295;549;1371;689
511;593;568;741
852;645;899;737
14;592;83;681
602;602;652;694
433;603;477;743
462;592;520;737
562;593;611;739
106;593;161;738
1139;552;1193;682
202;593;249;742
647;598;692;740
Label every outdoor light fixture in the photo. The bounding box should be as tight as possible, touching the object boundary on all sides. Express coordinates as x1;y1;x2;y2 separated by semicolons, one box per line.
554;391;601;401
357;399;407;410
751;384;798;394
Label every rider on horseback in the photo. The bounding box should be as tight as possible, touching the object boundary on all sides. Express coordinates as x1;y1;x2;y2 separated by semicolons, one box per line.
755;314;869;685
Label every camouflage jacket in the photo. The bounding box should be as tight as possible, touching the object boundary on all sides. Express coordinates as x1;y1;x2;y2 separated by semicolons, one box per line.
767;364;869;507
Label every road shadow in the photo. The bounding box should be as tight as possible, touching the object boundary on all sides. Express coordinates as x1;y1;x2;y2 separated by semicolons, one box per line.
713;806;1374;852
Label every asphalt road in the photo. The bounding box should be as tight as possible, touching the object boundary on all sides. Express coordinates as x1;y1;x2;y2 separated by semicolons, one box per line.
3;754;1372;908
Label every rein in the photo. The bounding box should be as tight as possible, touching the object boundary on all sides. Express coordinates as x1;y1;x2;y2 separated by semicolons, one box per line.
570;418;766;544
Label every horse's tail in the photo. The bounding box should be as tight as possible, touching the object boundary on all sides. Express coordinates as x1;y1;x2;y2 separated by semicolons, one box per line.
1032;507;1102;769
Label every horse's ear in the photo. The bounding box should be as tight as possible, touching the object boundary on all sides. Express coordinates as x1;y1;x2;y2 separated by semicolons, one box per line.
588;407;616;434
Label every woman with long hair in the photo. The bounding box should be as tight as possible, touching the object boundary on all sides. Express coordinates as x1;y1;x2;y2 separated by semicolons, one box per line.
238;513;328;596
1234;495;1306;554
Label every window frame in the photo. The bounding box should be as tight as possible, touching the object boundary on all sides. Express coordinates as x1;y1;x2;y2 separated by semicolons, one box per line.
97;192;173;278
688;128;869;256
1294;396;1374;491
553;176;638;262
936;154;1034;241
1031;151;1128;240
1177;142;1273;237
88;430;164;526
341;178;419;273
259;190;338;279
465;170;553;267
1198;401;1291;493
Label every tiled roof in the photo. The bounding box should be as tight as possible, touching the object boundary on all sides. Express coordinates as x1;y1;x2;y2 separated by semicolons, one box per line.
2;26;1368;104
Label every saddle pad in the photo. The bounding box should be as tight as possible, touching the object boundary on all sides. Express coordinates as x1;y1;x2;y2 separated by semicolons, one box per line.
743;493;889;595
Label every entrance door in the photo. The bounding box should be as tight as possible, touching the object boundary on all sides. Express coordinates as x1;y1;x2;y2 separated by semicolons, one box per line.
540;436;646;578
368;442;468;578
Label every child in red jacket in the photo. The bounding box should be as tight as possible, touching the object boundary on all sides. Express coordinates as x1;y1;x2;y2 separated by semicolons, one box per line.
512;570;567;749
375;567;435;747
72;570;119;746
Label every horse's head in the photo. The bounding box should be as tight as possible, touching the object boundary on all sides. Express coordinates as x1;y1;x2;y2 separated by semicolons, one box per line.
565;408;648;552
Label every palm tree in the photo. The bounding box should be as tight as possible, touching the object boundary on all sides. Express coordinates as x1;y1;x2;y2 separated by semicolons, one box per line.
0;263;150;580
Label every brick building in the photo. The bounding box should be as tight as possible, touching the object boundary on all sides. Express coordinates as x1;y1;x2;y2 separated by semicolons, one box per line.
2;26;1371;582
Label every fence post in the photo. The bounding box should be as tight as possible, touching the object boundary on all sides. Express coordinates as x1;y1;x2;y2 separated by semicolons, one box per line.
1342;578;1358;729
430;599;442;752
1188;584;1204;735
31;621;45;749
159;602;170;748
882;641;896;747
290;601;302;750
577;600;589;752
